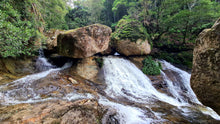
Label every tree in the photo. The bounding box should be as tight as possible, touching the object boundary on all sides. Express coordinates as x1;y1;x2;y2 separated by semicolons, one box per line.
0;2;35;57
65;5;90;29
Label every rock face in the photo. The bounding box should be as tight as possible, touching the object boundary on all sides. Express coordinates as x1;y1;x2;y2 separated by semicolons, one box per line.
191;18;220;114
45;29;64;51
0;99;104;124
70;57;99;82
0;57;36;85
114;39;151;56
57;24;112;58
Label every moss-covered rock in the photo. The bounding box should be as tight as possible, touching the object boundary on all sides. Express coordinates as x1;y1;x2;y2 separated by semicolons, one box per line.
111;19;148;42
111;19;151;56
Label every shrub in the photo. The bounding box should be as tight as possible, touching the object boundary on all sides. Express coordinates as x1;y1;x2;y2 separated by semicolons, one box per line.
142;56;161;75
94;57;104;68
0;4;36;57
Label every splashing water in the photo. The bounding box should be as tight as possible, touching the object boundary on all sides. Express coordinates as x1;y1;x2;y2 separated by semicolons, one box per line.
99;56;220;122
0;54;220;123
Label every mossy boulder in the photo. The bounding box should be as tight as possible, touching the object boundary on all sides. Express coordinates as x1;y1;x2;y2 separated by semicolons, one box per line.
111;19;151;56
191;18;220;114
57;24;112;58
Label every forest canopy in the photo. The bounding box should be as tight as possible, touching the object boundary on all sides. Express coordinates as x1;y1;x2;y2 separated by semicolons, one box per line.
0;0;220;62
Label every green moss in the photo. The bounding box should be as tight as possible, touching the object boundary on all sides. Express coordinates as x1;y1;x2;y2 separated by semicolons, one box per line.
142;56;161;75
111;18;148;42
93;57;104;68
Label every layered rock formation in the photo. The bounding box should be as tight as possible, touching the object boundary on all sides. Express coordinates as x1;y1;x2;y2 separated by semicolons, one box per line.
191;18;220;114
57;24;112;58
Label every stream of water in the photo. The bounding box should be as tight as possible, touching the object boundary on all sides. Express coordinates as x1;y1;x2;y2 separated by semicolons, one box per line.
0;55;219;123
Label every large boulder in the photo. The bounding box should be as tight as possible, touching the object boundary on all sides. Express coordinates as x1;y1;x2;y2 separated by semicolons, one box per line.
45;29;64;51
111;19;151;56
57;24;112;58
190;18;220;114
114;39;151;56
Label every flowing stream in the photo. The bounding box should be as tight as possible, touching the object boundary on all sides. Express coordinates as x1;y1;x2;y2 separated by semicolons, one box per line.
0;55;219;123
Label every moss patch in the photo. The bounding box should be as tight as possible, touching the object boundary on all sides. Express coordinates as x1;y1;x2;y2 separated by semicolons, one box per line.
111;18;148;42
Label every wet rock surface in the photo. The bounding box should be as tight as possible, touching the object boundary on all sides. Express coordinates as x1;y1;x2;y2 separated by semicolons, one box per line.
0;99;105;124
0;56;220;123
191;18;220;114
0;57;36;85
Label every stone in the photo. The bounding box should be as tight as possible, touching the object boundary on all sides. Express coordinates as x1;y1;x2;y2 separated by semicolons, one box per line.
190;18;220;114
114;39;151;56
45;29;64;51
68;77;78;84
57;24;112;58
0;99;104;124
70;57;99;82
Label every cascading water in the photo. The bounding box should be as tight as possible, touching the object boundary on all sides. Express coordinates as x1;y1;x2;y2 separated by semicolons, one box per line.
99;56;220;123
0;54;220;123
0;50;92;105
35;49;56;72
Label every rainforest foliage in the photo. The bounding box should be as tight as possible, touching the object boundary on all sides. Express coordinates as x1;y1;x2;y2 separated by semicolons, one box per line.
0;0;220;68
0;0;68;57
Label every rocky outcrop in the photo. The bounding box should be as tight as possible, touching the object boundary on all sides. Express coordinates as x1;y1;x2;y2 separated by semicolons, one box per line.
70;57;99;82
57;24;112;58
191;18;220;114
0;99;105;124
45;29;64;51
0;57;36;84
114;39;151;56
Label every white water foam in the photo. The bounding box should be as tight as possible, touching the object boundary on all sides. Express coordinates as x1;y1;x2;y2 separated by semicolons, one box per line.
101;57;220;121
0;62;72;105
103;56;181;106
99;96;166;124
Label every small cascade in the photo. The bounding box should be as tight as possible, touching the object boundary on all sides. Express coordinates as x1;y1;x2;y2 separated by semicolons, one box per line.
160;60;201;104
0;53;220;123
0;49;90;105
35;49;55;72
100;56;220;122
102;56;181;106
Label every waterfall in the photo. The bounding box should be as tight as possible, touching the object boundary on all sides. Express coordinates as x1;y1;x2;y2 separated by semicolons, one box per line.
100;56;220;122
0;54;220;123
35;49;56;72
102;56;181;106
159;60;201;104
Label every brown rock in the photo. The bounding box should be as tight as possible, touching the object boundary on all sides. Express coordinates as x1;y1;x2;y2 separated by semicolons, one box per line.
190;18;220;114
114;39;151;56
57;24;112;58
45;29;64;51
70;57;99;82
0;99;104;124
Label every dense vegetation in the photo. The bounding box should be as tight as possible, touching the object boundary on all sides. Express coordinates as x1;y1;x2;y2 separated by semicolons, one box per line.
0;0;220;69
65;0;220;68
0;0;68;57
